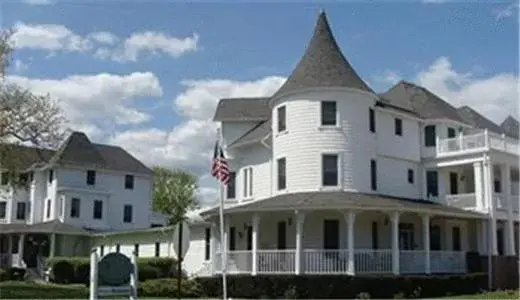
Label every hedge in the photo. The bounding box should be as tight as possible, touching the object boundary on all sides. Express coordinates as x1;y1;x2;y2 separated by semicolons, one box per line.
0;278;200;299
195;274;489;299
0;268;26;281
46;256;180;284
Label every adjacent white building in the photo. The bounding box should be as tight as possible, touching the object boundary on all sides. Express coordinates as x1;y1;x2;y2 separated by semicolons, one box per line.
192;11;520;277
0;131;166;272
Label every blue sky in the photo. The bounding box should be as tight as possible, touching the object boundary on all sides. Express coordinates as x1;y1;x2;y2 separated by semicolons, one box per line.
3;0;519;204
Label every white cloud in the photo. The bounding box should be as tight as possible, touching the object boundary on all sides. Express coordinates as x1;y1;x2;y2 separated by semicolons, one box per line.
7;72;163;138
493;2;519;20
12;59;29;73
12;22;92;52
98;31;199;62
88;31;119;45
21;0;56;5
109;76;285;205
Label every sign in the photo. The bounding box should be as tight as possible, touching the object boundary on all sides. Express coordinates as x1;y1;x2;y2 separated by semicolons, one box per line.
98;285;132;296
172;221;191;259
97;252;133;286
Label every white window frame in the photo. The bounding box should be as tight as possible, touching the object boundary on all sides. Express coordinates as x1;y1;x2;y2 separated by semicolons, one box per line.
320;152;342;190
276;157;287;192
319;101;340;128
242;166;253;199
276;105;287;134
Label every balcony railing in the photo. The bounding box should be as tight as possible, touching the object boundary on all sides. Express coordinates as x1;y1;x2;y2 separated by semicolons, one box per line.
213;249;466;275
444;193;517;212
437;130;519;156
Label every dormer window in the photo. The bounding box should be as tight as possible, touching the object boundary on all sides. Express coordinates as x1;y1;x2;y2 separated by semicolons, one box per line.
277;106;286;132
87;170;96;185
321;101;337;126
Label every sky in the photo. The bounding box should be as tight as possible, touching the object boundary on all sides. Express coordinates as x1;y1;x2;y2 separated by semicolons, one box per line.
1;0;519;205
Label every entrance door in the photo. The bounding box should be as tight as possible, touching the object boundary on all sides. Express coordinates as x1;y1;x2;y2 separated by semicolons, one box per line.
399;223;415;250
323;220;339;249
430;225;441;250
497;228;504;255
449;172;458;195
277;221;286;250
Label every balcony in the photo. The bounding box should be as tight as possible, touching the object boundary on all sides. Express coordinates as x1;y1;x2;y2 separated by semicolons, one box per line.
444;193;517;212
437;130;519;157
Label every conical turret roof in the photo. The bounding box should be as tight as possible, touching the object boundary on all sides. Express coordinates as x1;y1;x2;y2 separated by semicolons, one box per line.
272;11;373;99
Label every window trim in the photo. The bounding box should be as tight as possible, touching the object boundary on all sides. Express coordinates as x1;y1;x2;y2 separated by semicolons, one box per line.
123;204;133;223
93;200;103;220
70;197;80;218
124;174;134;190
320;101;338;127
407;169;414;184
424;125;436;147
370;159;377;191
369;108;376;133
320;153;341;189
16;202;26;220
277;105;287;133
242;166;254;199
86;170;96;186
277;157;286;191
394;118;403;136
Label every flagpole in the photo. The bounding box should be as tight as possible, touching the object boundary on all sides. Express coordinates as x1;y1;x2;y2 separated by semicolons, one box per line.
217;127;228;300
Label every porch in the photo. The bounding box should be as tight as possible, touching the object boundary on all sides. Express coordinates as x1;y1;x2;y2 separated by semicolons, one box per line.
204;197;488;276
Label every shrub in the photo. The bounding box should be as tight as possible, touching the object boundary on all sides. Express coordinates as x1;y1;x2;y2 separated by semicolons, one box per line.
46;256;178;284
139;278;201;298
195;274;489;299
0;268;26;281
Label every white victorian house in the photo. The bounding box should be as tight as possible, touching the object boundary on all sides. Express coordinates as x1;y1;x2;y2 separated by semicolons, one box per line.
193;12;520;277
0;131;166;275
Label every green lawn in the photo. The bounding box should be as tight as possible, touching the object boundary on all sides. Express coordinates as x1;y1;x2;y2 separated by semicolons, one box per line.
436;290;519;299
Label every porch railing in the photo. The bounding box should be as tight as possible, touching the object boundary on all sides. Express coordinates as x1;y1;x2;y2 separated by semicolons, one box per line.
437;131;519;156
444;193;477;209
212;249;466;275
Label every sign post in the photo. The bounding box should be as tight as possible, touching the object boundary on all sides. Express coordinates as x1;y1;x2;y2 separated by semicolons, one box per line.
172;221;191;300
89;250;138;300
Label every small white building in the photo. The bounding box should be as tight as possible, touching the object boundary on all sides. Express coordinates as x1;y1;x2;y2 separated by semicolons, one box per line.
190;11;520;277
0;131;166;273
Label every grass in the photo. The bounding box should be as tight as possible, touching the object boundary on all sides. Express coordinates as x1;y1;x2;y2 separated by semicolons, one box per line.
436;290;519;299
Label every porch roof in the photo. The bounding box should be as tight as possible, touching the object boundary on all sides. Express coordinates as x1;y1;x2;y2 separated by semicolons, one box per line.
0;220;91;235
200;191;486;219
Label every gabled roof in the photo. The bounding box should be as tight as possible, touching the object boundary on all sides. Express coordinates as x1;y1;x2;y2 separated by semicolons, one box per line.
501;115;519;139
380;81;468;124
271;11;373;99
1;131;153;175
456;106;507;136
213;97;270;122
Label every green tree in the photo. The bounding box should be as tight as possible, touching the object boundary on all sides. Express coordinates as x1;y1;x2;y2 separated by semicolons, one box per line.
0;29;66;185
152;167;198;225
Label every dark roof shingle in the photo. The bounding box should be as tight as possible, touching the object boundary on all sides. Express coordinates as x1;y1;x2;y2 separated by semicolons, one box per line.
380;81;468;124
213;97;270;121
456;106;507;136
272;11;373;99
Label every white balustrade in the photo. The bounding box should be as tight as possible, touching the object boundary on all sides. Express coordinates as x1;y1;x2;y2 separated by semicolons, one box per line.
400;250;426;274
257;250;295;274
444;193;477;209
212;249;466;275
355;249;393;274
304;249;349;274
430;251;466;273
437;131;519;156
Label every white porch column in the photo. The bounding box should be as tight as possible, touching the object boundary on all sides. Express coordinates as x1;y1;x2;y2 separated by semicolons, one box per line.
251;213;260;275
483;156;498;255
210;221;217;274
343;211;356;275
422;214;431;274
503;164;516;255
294;211;305;275
391;211;400;275
18;234;25;267
473;162;484;210
49;233;56;259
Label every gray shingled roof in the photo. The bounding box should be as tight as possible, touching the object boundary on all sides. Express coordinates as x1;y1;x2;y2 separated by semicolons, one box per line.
272;12;373;99
201;191;484;218
380;81;468;124
456;106;507;136
213;97;270;122
2;132;152;175
501;116;519;139
0;219;91;235
228;120;271;148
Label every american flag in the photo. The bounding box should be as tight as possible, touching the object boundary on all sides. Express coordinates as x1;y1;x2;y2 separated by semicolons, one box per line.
211;140;230;185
